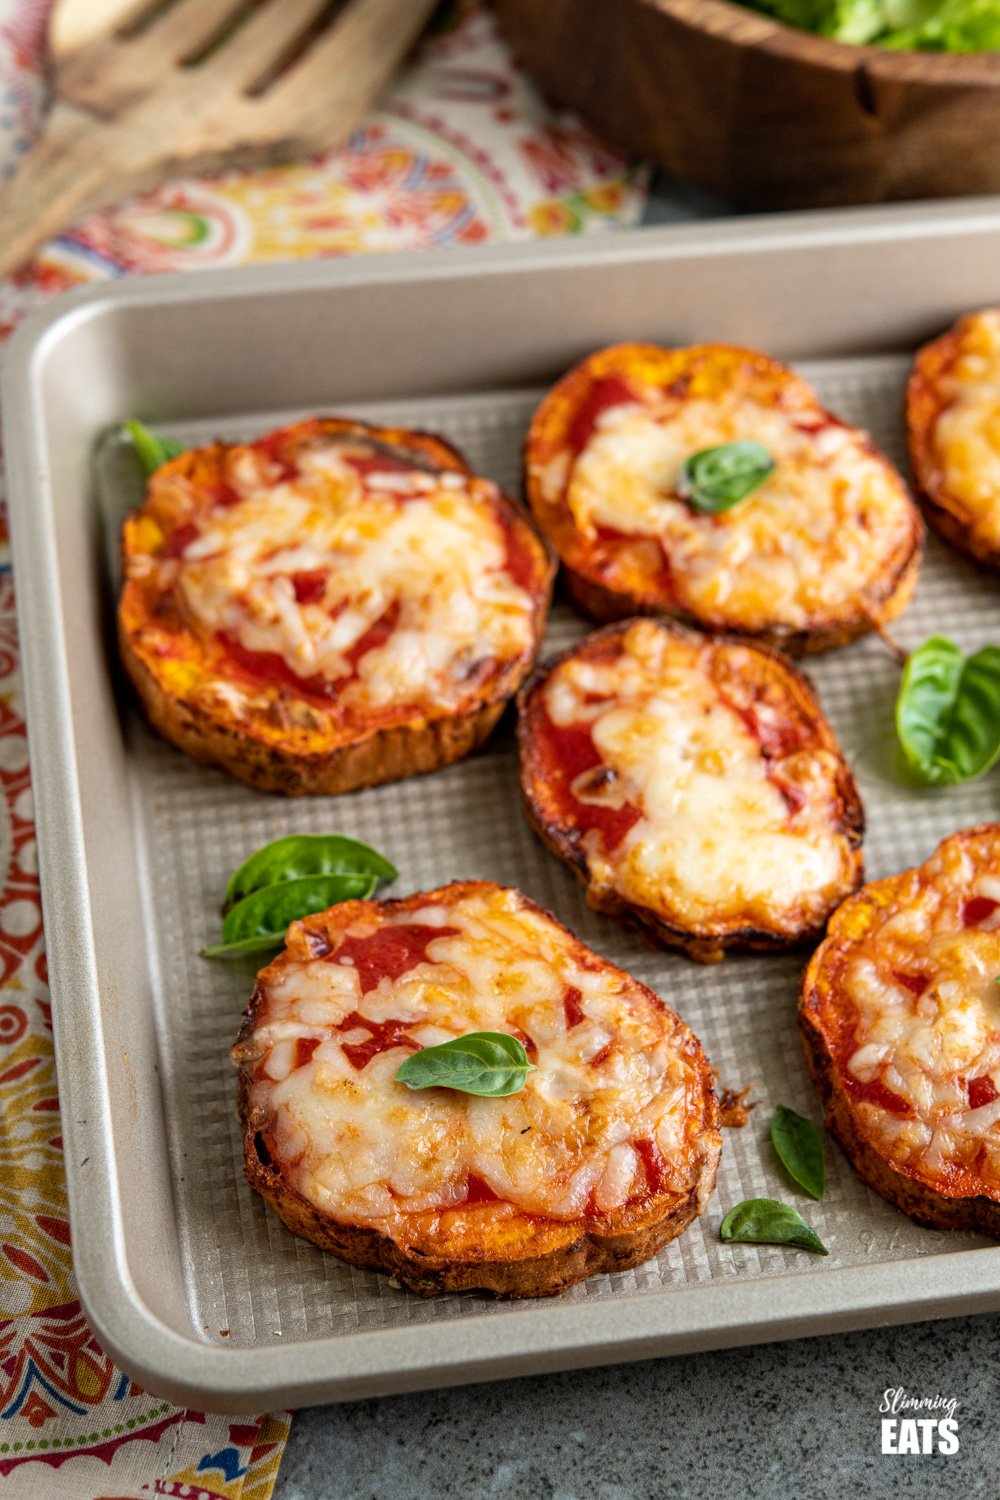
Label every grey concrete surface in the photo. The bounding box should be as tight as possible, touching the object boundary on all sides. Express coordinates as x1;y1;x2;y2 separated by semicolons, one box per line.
273;1311;999;1500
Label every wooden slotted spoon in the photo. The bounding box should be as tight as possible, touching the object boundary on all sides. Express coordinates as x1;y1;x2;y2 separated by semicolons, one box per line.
0;0;439;279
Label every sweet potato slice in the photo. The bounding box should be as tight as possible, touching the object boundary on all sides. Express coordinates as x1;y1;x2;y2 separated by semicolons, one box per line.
518;619;864;963
800;825;1000;1237
232;881;721;1297
525;342;922;654
119;417;554;795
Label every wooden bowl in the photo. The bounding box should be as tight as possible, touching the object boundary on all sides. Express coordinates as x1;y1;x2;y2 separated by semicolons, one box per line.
493;0;1000;209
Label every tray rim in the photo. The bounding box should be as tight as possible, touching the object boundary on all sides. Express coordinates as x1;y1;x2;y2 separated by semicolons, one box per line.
7;199;1000;1413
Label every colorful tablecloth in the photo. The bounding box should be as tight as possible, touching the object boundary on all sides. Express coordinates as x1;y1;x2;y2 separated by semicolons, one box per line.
0;2;648;1494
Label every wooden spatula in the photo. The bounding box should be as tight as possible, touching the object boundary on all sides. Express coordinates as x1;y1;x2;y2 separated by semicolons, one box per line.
0;0;439;280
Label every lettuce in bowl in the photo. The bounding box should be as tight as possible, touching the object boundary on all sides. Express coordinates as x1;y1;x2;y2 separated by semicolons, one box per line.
740;0;1000;49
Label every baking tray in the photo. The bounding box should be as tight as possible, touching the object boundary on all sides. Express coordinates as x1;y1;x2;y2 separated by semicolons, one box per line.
6;201;1000;1413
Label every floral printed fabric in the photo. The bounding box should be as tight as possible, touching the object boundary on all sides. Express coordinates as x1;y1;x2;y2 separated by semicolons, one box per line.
0;1;647;1494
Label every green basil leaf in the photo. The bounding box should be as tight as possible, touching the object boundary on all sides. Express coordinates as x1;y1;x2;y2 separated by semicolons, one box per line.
771;1105;825;1200
202;872;376;959
395;1032;536;1097
895;635;1000;786
720;1198;827;1254
677;440;775;513
199;933;295;961
124;419;186;478
224;834;397;911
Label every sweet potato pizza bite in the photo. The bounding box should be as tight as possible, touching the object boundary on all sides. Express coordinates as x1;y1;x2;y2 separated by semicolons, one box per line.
231;881;721;1298
907;308;1000;569
518;619;864;963
525;343;922;653
119;418;554;795
800;826;1000;1238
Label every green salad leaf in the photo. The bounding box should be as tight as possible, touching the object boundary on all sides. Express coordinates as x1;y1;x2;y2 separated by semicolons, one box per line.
124;419;186;478
720;1198;828;1254
676;440;775;513
895;635;1000;786
224;834;397;912
738;0;1000;49
771;1106;826;1200
395;1032;536;1098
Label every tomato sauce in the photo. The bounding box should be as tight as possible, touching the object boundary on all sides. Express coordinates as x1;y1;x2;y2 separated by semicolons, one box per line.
566;375;639;455
162;522;200;559
291;569;328;605
592;525;675;600
717;692;806;762
634;1137;671;1195
496;507;542;592
342;602;400;672
892;971;930;999
219;635;340;703
531;711;641;853
330;922;458;994
293;1036;321;1069
463;1173;501;1205
217;600;402;703
563;986;586;1029
255;430;299;483
842;1074;912;1115
963;896;998;927
336;1012;420;1071
968;1075;999;1109
210;481;243;508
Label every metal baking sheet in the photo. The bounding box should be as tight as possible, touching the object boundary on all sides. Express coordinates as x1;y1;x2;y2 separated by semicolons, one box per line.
6;202;1000;1412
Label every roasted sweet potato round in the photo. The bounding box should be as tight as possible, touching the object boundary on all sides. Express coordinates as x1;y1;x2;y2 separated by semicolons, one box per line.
232;880;721;1298
518;619;864;963
907;308;1000;569
119;418;554;795
525;342;923;653
800;825;1000;1237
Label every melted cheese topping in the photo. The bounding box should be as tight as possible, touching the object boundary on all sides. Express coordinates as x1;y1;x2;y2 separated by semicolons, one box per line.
236;885;718;1233
130;437;535;715
823;830;1000;1197
932;309;1000;550
563;384;913;630
541;621;857;933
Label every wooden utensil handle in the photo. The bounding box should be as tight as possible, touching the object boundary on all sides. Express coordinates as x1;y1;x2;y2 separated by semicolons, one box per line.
0;103;131;279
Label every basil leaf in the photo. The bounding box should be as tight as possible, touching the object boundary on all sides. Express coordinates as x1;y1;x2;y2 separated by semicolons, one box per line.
224;834;397;912
771;1105;825;1200
202;872;376;959
395;1032;536;1097
895;635;1000;786
124;419;186;478
720;1198;828;1254
677;440;775;513
198;933;296;961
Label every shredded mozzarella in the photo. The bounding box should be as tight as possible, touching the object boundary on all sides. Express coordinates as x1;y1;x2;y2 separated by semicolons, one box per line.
822;830;1000;1195
140;437;535;714
565;386;913;629
237;886;719;1233
541;620;857;932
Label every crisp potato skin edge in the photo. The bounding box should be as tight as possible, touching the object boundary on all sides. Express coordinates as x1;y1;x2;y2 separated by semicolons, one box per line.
234;881;722;1297
516;620;866;964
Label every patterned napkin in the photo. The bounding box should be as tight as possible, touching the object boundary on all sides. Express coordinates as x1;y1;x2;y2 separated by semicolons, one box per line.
0;1;647;1494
